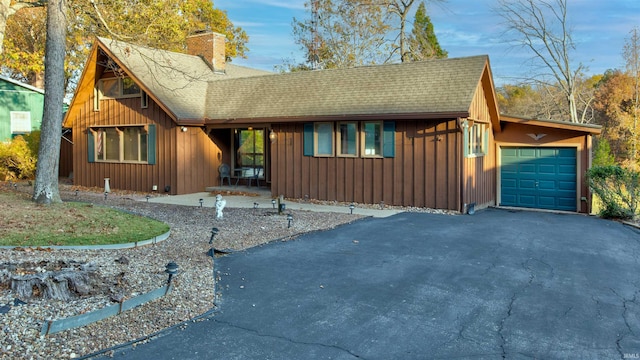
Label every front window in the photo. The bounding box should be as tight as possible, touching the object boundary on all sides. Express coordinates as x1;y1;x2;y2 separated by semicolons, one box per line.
10;111;31;134
99;77;141;99
315;123;334;156
337;122;358;156
234;128;265;178
93;126;148;163
468;123;486;157
362;121;382;157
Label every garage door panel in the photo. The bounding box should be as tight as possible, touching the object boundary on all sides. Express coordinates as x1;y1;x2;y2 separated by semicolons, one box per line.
500;147;576;211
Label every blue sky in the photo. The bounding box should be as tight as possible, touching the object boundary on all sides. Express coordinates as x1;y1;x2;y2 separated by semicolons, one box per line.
215;0;640;85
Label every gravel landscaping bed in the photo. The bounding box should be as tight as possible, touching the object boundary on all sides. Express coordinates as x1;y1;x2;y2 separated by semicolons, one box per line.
0;185;366;359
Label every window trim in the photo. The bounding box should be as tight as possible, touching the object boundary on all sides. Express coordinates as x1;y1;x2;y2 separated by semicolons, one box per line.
10;111;31;134
89;125;150;164
466;122;487;158
98;77;141;99
336;122;359;157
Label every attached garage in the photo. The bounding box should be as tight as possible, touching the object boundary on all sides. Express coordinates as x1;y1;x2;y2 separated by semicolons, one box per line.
495;117;601;214
500;147;577;211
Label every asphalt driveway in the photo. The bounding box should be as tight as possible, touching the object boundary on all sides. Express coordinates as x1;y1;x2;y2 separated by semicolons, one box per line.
98;209;640;359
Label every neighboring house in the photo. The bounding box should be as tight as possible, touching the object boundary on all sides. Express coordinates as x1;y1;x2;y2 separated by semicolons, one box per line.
63;32;601;213
0;75;44;142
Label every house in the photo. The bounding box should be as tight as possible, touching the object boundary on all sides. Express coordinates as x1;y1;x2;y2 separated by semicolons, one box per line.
0;75;44;142
63;32;601;213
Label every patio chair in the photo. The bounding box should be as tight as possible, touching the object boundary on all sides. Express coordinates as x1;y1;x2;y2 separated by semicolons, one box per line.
218;164;231;186
247;166;263;187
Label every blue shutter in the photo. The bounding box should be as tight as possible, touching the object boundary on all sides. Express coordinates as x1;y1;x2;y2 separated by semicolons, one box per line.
383;121;395;158
303;123;314;156
147;124;156;165
87;130;95;163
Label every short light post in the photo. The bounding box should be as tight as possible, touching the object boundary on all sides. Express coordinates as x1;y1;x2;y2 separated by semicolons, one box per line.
199;198;204;208
349;203;355;214
253;202;259;209
146;195;150;202
75;190;79;197
271;199;276;209
164;262;179;294
287;213;293;228
104;192;108;201
209;227;219;244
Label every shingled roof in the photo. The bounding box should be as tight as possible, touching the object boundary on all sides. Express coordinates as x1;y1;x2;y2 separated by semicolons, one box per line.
85;38;491;124
204;55;489;122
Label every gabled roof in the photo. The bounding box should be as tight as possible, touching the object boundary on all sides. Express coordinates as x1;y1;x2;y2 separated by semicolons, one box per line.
0;75;45;94
96;37;272;121
65;37;496;127
205;55;489;123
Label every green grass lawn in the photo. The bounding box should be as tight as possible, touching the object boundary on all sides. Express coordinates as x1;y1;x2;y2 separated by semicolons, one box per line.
0;190;169;247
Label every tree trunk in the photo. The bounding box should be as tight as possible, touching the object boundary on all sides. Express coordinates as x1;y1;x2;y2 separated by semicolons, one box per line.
33;0;67;204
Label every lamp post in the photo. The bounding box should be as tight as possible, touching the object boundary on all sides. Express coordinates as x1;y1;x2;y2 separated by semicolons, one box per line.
271;199;276;209
199;198;204;208
287;214;293;228
164;262;179;294
209;227;219;244
254;202;259;209
146;195;150;202
75;189;79;197
104;192;108;201
349;203;355;214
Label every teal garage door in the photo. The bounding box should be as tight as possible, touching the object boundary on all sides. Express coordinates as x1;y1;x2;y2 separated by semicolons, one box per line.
501;147;577;211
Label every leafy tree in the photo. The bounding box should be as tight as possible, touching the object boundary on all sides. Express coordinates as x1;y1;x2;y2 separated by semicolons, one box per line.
592;138;616;167
1;6;45;86
0;0;45;55
407;1;447;61
291;0;391;70
497;0;585;123
593;70;636;165
622;27;640;162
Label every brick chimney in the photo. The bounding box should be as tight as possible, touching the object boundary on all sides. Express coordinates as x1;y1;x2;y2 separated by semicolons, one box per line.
186;31;226;73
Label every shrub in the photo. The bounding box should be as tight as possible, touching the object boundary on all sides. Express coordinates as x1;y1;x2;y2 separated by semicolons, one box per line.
0;136;37;180
592;138;616;167
587;165;640;219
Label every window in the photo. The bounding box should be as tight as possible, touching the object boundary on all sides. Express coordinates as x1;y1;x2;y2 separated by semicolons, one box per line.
315;123;334;156
141;91;149;108
233;128;265;178
98;77;141;99
362;121;382;157
90;126;150;163
304;121;395;158
337;122;358;156
466;122;487;157
10;111;31;134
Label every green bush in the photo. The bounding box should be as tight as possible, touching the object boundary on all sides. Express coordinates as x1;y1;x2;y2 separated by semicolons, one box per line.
0;136;37;180
587;165;640;219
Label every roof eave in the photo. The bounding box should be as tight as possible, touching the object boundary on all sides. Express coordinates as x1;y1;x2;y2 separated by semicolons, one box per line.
500;115;602;135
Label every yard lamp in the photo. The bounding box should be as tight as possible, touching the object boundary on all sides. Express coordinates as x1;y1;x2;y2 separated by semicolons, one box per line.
209;227;219;244
199;198;204;208
271;199;276;209
349;203;355;214
379;201;384;209
146;195;150;202
104;192;108;201
254;202;259;209
287;214;293;228
75;190;79;197
165;261;179;286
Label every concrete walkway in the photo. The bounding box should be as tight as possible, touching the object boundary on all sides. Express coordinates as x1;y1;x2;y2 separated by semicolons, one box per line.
144;186;402;218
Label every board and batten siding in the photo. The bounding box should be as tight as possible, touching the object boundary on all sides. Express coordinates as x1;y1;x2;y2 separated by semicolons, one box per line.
462;80;497;210
70;92;221;195
270;119;462;210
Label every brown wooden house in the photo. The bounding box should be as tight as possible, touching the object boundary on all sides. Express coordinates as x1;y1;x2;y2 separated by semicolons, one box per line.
63;32;600;213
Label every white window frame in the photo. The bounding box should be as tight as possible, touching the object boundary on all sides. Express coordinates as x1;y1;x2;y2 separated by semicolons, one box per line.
10;111;31;134
98;77;141;99
467;122;487;157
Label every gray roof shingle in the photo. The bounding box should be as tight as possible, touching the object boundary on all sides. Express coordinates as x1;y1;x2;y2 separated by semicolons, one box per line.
99;38;488;122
